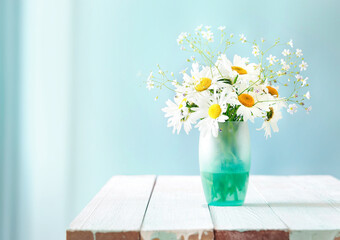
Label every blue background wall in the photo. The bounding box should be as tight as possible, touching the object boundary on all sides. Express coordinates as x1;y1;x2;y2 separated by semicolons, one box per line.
72;0;340;209
1;0;340;240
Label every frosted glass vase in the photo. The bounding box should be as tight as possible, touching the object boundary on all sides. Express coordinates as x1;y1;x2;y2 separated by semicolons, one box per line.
199;121;251;206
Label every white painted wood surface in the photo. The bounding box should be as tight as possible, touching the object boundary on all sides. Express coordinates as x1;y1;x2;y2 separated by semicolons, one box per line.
210;182;288;231
67;175;156;239
252;176;340;240
67;175;340;240
141;176;214;240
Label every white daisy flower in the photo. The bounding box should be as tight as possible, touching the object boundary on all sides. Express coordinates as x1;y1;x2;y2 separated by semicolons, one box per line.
226;85;268;122
239;34;246;43
304;91;311;100
252;45;260;56
288;39;293;48
218;26;226;31
216;54;260;83
162;96;196;134
236;93;267;122
178;62;227;103
266;55;277;65
282;49;291;56
287;104;298;114
257;103;285;139
192;93;229;137
296;49;303;57
299;61;308;71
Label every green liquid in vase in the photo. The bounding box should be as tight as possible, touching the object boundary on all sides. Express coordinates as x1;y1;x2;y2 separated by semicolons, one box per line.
200;171;249;206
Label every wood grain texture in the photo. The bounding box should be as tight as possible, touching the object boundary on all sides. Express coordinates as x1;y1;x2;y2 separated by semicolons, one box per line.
141;176;214;240
210;182;288;240
67;175;156;240
252;175;340;240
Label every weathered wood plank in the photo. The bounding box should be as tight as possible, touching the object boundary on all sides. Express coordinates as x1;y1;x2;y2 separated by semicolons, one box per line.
210;182;289;240
252;175;340;240
67;175;156;240
141;176;214;240
290;175;340;212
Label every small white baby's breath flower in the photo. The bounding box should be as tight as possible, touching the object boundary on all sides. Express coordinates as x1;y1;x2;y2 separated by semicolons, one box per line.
239;34;246;43
282;63;290;71
282;49;291;56
195;24;203;32
287;104;298;114
154;96;159;101
277;70;283;76
191;56;196;61
304;91;311;100
230;33;234;38
295;74;303;81
180;46;186;51
252;45;260;56
171;80;178;86
261;37;265;43
306;106;312;114
180;68;187;74
299;61;308;71
288;39;293;48
171;72;174;77
218;26;226;31
146;79;154;90
177;32;188;45
267;55;277;64
296;49;303;57
147;71;153;81
205;25;211;30
202;30;214;42
301;77;308;87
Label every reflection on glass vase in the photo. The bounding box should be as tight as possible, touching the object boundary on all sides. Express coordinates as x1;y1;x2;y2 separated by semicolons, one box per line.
199;121;251;206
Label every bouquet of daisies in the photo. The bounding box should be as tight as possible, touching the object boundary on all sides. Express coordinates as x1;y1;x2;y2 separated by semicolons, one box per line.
146;25;311;138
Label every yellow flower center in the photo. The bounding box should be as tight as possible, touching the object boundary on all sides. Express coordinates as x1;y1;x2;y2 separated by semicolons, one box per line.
195;77;212;92
266;86;279;97
238;94;255;107
178;98;187;109
231;66;247;75
208;104;222;119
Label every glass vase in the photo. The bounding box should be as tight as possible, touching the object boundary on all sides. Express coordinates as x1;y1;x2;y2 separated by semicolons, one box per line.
199;121;251;206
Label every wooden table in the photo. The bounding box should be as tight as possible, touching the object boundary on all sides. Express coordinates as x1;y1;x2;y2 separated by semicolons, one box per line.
67;175;340;240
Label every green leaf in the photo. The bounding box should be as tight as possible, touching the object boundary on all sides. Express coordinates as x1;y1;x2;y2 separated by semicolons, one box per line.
217;78;232;85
